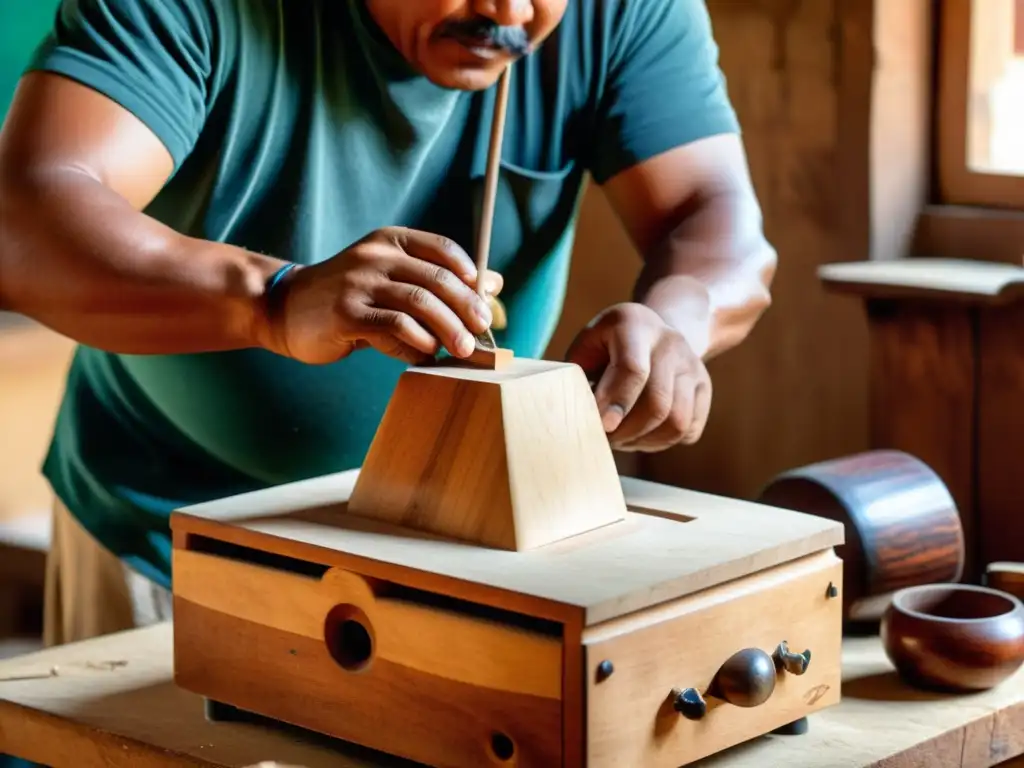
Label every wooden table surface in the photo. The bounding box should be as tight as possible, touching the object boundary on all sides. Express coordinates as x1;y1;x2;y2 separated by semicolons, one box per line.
0;622;1022;768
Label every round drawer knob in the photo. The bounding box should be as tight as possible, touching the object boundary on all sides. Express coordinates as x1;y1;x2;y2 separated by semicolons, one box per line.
713;647;776;708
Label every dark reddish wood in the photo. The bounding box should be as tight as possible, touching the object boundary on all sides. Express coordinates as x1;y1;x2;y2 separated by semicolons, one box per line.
818;268;1024;586
174;599;563;768
880;584;1024;691
977;303;1024;568
757;449;965;624
986;562;1024;601
911;205;1024;267
865;300;978;581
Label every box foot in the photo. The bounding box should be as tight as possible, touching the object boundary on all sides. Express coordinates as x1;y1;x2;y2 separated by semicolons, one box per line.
204;698;257;724
771;716;809;736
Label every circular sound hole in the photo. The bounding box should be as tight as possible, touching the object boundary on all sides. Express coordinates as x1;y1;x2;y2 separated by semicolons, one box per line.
490;732;515;762
324;604;374;672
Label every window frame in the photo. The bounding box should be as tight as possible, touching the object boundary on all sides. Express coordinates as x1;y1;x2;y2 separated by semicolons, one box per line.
935;0;1024;210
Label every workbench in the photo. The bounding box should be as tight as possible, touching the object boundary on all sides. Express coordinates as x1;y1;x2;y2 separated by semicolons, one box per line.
0;623;1021;767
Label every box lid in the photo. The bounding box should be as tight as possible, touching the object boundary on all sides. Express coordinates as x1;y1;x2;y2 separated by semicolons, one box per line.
173;469;844;626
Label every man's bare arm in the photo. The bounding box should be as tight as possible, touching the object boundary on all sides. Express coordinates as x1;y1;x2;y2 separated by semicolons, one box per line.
0;72;286;354
600;134;777;360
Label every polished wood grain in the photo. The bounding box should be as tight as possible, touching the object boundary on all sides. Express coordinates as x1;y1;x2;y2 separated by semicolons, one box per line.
757;450;964;624
881;584;1024;692
174;469;844;626
171;472;845;766
346;357;627;552
987;563;1024;601
977;303;1024;568
172;546;565;768
818;261;1024;583
864;302;978;579
582;551;843;767
172;550;563;699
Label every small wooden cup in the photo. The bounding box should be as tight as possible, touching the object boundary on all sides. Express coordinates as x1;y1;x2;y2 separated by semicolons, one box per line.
880;583;1024;691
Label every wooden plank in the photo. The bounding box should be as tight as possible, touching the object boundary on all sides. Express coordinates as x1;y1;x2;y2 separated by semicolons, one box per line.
1;623;1023;767
864;300;979;581
819;258;1024;304
911;205;1024;266
347;358;626;552
977;302;1024;568
173;471;843;626
172;549;563;699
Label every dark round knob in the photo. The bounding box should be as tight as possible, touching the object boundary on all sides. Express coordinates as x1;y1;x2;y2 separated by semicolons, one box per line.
671;687;707;720
713;648;776;707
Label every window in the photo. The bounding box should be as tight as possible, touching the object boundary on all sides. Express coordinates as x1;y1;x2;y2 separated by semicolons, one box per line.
936;0;1024;208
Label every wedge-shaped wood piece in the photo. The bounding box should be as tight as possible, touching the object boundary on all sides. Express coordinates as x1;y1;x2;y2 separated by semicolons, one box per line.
347;357;627;550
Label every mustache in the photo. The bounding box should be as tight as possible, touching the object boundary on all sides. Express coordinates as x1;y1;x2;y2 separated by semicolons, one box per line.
437;17;532;56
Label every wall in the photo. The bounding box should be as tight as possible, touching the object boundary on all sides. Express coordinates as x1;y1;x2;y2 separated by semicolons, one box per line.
558;0;889;500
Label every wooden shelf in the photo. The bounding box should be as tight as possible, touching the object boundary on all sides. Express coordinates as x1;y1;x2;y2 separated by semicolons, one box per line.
819;258;1024;304
818;258;1024;581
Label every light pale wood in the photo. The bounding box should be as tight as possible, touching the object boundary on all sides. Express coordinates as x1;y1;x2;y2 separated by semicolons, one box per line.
175;470;844;626
173;471;843;765
2;623;1023;767
473;64;511;290
0;624;393;768
172;547;563;767
347;357;627;551
819;258;1024;303
584;550;843;767
463;344;513;370
172;549;562;699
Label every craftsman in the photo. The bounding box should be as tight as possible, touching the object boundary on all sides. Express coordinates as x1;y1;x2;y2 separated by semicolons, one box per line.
0;0;776;646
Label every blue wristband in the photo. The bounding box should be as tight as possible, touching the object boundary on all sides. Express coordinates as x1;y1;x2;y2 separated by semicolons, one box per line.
265;263;298;296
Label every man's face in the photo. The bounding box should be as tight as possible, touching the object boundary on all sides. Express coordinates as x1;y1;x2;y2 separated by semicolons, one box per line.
366;0;568;90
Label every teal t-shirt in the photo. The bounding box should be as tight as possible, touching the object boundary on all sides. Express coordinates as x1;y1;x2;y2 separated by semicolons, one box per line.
26;0;739;587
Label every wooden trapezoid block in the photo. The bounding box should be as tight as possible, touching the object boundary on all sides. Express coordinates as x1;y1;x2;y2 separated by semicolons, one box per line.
347;357;627;550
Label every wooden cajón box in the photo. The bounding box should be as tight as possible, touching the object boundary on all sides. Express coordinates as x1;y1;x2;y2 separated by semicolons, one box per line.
170;357;845;767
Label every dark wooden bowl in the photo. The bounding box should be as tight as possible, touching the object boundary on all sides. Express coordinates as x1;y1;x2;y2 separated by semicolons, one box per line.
880;583;1024;691
756;450;965;624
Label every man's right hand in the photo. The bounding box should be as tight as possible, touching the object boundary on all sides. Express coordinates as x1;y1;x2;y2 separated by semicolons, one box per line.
263;227;504;366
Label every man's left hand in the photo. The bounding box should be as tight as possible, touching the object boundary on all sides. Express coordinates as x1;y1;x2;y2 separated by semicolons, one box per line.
565;303;712;452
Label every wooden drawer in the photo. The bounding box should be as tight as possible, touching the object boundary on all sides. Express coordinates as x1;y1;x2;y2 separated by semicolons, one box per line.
172;545;565;767
583;550;843;767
